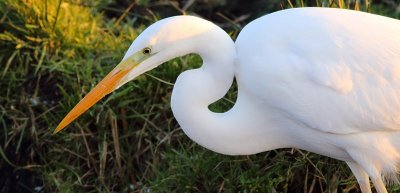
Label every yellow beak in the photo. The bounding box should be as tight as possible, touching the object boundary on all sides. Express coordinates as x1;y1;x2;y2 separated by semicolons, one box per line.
54;55;141;134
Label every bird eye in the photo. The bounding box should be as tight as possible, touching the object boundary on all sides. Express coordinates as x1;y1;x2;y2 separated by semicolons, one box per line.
142;47;151;55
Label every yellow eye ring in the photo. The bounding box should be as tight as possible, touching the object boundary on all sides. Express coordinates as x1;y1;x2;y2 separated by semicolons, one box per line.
142;47;151;54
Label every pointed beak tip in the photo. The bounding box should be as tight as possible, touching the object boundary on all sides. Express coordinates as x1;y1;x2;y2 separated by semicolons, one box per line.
52;130;59;135
52;124;65;135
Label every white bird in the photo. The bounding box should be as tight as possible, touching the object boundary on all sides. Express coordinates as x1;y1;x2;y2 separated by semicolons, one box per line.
54;7;400;193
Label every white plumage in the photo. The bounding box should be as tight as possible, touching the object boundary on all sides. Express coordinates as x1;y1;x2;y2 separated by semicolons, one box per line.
56;7;400;193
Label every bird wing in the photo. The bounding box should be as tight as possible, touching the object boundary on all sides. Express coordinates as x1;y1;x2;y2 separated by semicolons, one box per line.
236;8;400;134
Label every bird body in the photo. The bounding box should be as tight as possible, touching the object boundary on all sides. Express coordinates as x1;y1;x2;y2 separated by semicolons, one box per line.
55;7;400;193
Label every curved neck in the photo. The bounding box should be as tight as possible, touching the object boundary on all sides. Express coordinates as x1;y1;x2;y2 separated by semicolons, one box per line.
171;25;236;108
171;27;291;155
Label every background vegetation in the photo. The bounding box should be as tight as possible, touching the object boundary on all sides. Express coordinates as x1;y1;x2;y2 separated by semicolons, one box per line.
1;0;399;192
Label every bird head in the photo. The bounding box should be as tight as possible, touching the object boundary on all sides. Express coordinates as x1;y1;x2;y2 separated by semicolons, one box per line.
53;16;216;133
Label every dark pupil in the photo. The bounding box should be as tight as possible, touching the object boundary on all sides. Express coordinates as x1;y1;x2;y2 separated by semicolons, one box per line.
144;48;150;54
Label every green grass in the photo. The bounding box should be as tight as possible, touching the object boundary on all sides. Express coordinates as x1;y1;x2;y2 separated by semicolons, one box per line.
1;0;400;192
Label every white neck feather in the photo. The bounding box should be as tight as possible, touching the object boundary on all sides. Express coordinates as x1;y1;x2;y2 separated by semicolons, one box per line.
171;22;291;155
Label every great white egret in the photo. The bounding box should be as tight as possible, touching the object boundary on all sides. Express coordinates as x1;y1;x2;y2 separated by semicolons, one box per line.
54;7;400;193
